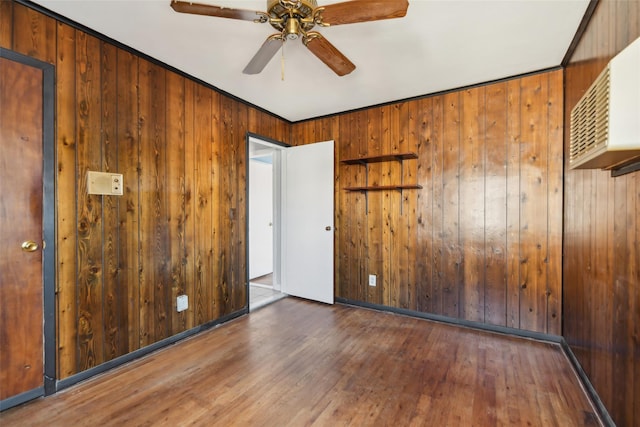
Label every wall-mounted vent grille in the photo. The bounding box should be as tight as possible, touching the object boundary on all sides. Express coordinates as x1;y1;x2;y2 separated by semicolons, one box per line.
569;37;640;170
569;67;609;163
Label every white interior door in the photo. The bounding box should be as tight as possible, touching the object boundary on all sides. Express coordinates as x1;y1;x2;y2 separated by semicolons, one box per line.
248;159;273;279
282;140;334;304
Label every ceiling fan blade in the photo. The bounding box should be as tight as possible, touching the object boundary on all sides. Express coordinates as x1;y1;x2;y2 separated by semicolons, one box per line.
304;33;355;76
170;0;261;21
319;0;409;26
243;35;283;75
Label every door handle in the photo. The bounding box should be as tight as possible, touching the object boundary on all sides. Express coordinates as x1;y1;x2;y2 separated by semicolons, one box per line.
21;240;39;252
325;226;332;231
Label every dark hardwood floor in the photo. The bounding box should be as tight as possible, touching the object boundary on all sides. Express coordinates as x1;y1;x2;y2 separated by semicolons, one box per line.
1;298;601;426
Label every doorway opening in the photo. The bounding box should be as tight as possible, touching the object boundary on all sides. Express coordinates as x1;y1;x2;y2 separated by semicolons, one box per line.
247;134;288;311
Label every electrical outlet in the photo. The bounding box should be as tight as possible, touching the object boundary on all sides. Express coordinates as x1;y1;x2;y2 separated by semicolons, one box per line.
176;295;188;312
368;274;377;287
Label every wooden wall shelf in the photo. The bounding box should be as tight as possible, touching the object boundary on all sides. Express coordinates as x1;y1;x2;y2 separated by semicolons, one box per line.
341;152;418;165
341;152;421;193
344;185;423;191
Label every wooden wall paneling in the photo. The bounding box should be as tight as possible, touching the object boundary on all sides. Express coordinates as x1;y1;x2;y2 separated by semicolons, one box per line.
0;1;13;46
55;22;78;379
100;41;122;360
219;95;235;316
384;105;399;308
232;101;248;312
333;119;346;300
366;109;384;306
442;92;461;318
611;176;628;422
115;48;140;355
592;168;609;406
518;73;548;333
210;91;222;319
183;79;196;330
430;96;445;315
289;120;305;144
399;102;418;310
76;32;104;370
351;111;368;303
319;116;338;143
336;114;354;301
194;84;213;325
391;103;406;309
545;70;562;335
415;97;433;313
353;112;369;304
484;82;508;327
139;59;171;345
584;163;596;373
166;71;187;335
505;77;523;330
460;87;485;323
11;3;55;64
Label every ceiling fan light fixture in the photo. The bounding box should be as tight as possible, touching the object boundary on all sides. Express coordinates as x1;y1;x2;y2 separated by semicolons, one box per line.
285;18;301;40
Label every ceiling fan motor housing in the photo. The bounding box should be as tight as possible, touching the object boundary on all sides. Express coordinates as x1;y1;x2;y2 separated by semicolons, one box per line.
267;0;320;36
267;0;318;18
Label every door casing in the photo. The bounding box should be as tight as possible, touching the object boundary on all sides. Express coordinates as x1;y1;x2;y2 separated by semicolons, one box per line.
246;133;335;308
0;48;56;411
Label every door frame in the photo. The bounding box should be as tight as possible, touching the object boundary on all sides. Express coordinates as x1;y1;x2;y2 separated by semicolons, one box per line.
0;48;56;409
245;133;290;310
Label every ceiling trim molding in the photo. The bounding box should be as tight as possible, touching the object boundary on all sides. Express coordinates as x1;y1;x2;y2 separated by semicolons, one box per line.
291;65;563;125
16;0;291;123
561;0;599;67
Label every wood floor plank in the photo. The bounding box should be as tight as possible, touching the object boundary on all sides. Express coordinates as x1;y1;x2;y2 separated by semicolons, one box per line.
0;298;601;426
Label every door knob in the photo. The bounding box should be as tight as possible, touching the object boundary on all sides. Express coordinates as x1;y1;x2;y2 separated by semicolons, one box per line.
21;240;39;252
325;226;332;231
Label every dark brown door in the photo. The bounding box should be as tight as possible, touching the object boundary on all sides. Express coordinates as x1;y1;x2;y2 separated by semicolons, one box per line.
0;56;45;400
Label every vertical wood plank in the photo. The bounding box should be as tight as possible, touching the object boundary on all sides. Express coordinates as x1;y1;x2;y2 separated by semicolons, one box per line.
484;82;508;327
611;176;628;423
442;92;461;318
337;113;355;301
56;22;78;379
76;32;104;370
219;94;234;318
460;87;485;322
116;48;140;354
194;85;213;325
380;106;395;307
101;41;121;360
0;0;13;47
138;59;169;346
11;3;55;63
415;98;433;312
166;71;186;335
518;74;548;333
354;112;368;304
183;79;196;330
545;70;563;335
367;108;384;306
431;96;445;315
232;102;248;312
210;90;222;319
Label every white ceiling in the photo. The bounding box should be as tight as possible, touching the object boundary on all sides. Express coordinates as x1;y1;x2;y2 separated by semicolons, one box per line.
31;0;589;122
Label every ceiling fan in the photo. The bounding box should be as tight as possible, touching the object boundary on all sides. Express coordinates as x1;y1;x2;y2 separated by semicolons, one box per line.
170;0;410;76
